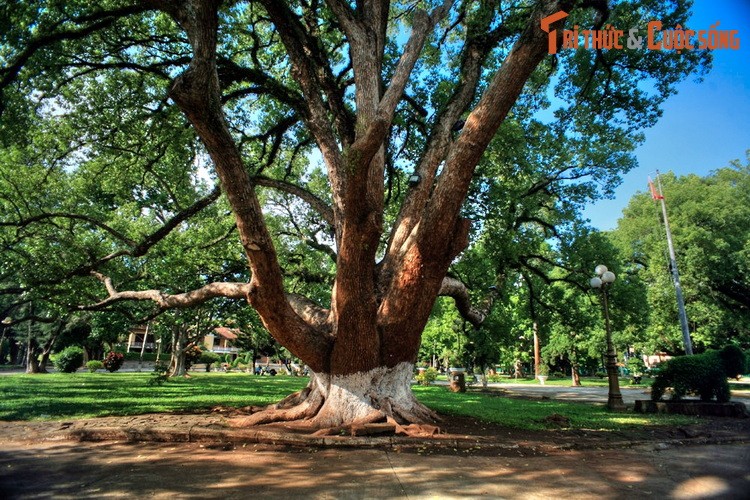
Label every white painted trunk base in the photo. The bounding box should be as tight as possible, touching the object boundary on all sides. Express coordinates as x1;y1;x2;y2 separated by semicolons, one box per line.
306;362;435;427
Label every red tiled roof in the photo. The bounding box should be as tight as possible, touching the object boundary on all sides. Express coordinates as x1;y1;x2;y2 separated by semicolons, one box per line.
213;327;239;340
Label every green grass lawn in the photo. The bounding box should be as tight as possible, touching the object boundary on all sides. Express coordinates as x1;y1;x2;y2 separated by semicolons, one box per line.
412;385;696;430
0;372;696;431
0;372;308;421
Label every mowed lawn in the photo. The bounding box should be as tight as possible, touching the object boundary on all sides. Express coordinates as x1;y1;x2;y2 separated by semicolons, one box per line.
0;372;308;421
0;372;698;430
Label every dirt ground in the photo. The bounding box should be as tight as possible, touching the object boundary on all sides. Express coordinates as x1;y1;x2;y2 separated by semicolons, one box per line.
1;411;749;499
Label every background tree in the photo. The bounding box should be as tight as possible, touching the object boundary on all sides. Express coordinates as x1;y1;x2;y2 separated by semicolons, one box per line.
611;161;750;353
0;0;708;428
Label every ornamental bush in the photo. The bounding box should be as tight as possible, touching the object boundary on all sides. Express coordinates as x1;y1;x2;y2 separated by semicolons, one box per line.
651;346;747;403
86;360;104;372
54;346;84;373
415;367;439;386
102;351;125;372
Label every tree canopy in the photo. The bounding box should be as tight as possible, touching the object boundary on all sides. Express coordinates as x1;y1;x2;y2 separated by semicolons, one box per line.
611;158;750;353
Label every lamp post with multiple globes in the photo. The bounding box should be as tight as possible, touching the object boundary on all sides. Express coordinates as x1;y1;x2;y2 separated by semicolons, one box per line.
590;264;626;411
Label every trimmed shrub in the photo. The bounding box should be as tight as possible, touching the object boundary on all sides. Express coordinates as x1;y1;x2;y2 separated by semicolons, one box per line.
102;351;125;372
124;352;158;362
651;346;747;403
54;346;84;373
415;367;439;386
86;360;104;373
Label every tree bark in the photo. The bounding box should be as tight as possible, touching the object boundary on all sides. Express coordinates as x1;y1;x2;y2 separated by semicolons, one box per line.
571;365;581;387
237;362;437;429
168;327;188;377
25;337;41;374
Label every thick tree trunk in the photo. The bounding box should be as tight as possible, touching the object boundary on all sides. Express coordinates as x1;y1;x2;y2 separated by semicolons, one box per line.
25;337;41;374
168;329;188;377
571;349;582;386
37;351;50;373
37;334;57;374
571;365;581;387
236;362;437;429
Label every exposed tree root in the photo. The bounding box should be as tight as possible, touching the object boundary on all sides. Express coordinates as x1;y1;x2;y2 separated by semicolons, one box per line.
228;363;442;437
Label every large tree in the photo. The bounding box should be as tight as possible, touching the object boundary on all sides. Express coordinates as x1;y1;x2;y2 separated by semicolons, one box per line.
611;161;750;352
1;0;707;428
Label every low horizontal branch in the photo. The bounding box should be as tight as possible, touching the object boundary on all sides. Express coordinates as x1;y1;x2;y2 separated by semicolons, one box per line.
84;272;332;333
438;276;496;328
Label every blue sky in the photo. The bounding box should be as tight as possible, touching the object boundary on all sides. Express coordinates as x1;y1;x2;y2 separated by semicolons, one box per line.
581;0;750;230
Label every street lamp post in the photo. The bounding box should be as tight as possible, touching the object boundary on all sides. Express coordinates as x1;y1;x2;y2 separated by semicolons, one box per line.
590;264;626;411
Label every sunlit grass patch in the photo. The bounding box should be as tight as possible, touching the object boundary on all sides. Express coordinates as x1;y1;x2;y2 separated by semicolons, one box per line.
412;385;698;431
0;372;308;421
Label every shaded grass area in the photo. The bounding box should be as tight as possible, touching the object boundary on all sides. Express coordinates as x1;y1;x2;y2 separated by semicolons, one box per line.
0;372;698;430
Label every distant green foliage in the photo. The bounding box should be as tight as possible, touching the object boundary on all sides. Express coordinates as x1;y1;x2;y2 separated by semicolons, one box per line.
123;352;158;362
627;357;647;376
612;166;750;351
651;346;747;402
148;361;170;386
54;346;84;373
85;360;104;373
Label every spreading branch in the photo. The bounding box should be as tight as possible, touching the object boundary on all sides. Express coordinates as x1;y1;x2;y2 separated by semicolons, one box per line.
254;176;334;227
84;271;332;334
438;277;497;328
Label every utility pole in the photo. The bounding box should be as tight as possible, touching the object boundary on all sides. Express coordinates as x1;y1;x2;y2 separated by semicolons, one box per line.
650;171;693;355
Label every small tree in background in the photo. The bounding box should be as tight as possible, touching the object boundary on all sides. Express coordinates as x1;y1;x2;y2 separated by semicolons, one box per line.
54;346;84;373
199;351;222;372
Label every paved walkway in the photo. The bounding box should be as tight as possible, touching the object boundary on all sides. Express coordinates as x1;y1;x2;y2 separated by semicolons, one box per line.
1;438;749;499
